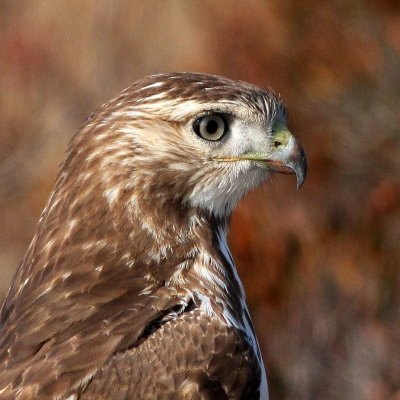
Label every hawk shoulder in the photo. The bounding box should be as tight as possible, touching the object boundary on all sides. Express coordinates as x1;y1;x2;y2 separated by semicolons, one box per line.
80;309;262;400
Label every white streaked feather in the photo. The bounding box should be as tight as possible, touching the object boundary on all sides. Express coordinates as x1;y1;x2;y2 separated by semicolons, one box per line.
138;81;164;91
214;228;269;399
195;291;216;317
104;187;121;206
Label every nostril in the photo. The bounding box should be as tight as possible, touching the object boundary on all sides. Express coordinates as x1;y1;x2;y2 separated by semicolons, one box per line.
274;141;282;147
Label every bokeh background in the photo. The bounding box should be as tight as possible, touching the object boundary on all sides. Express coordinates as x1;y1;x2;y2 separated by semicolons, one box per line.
0;1;399;399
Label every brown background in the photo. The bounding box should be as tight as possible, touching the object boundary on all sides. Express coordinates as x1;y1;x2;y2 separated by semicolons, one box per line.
0;1;399;399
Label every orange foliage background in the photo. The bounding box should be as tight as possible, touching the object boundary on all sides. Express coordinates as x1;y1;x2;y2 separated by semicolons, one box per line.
0;1;399;399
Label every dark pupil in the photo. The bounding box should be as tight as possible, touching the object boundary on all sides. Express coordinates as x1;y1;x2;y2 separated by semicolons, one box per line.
206;119;219;134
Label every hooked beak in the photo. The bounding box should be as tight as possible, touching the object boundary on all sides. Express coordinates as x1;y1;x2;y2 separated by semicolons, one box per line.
215;125;307;189
263;134;307;189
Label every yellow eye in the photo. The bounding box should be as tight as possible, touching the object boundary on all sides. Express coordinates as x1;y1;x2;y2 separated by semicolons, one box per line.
193;114;227;141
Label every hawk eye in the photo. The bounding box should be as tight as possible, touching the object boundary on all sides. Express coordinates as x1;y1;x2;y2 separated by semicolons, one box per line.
193;114;227;141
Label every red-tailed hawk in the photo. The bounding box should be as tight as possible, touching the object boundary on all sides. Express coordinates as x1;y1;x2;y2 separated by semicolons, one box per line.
0;73;306;399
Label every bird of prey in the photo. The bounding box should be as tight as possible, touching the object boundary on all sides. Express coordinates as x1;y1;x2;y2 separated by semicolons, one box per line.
0;72;306;400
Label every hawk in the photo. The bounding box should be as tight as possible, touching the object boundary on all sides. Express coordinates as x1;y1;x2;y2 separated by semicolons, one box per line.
0;73;307;399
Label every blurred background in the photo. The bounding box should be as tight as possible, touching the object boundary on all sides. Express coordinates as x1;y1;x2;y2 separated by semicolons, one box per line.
0;1;399;399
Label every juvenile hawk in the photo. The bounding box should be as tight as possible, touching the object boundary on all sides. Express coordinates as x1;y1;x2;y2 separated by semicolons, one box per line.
0;73;307;399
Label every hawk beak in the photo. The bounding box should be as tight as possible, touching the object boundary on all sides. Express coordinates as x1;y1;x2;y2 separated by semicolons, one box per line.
214;125;307;189
264;125;308;189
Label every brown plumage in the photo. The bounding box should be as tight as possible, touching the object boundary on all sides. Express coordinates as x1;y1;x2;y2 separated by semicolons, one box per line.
0;72;307;399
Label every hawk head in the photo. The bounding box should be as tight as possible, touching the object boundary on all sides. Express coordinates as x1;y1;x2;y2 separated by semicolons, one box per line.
69;72;307;222
0;73;307;399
